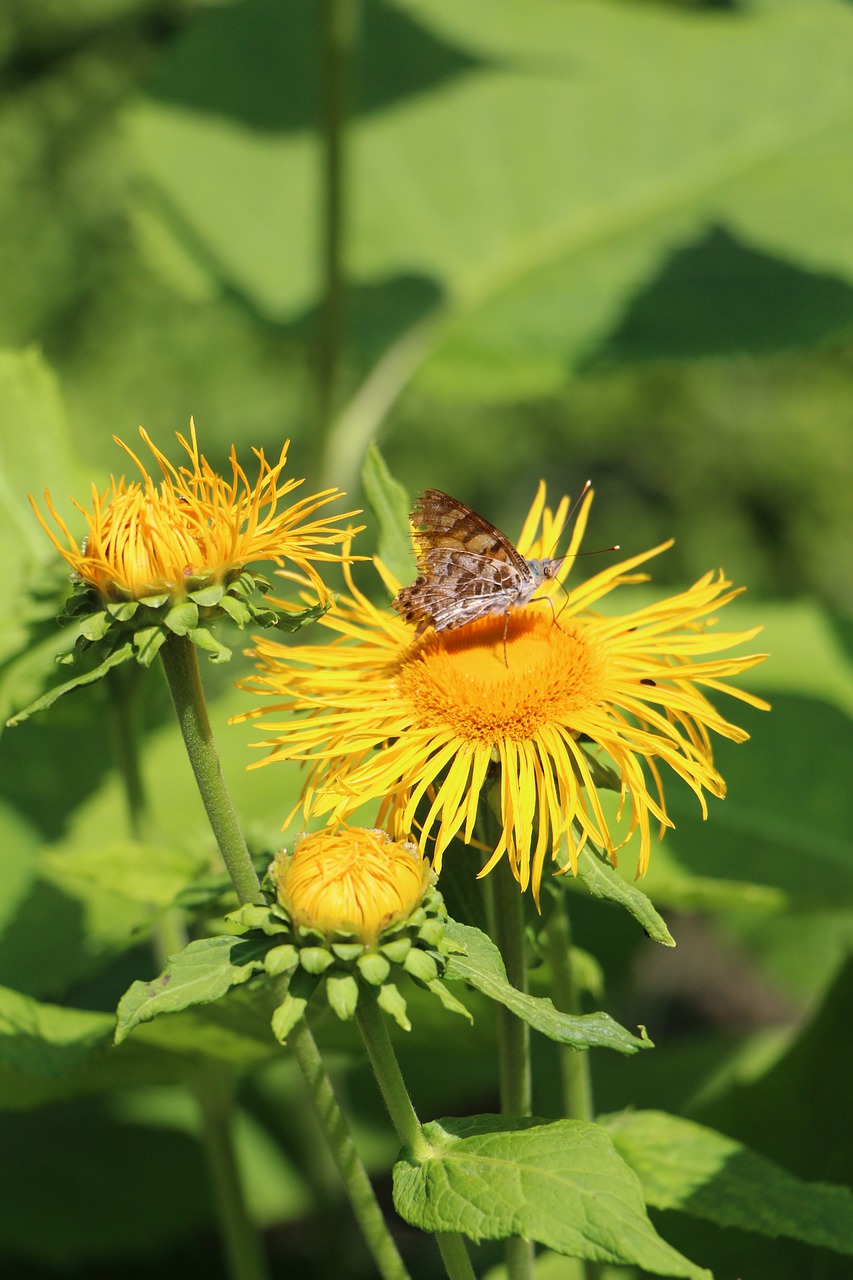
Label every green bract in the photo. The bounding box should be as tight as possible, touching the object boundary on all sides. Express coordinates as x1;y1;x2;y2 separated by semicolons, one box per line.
7;571;329;726
227;875;471;1042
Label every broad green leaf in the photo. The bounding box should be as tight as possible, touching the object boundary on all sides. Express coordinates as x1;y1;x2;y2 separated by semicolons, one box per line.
114;935;269;1043
393;1114;709;1278
444;921;649;1054
571;846;675;947
602;1109;853;1258
361;443;415;586
0;984;113;1075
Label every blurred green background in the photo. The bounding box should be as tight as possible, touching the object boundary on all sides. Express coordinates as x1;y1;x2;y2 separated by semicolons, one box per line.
1;1;852;1277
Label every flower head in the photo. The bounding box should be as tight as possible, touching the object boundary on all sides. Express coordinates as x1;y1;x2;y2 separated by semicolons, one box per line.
32;421;357;604
241;484;768;904
227;827;467;1039
273;826;432;944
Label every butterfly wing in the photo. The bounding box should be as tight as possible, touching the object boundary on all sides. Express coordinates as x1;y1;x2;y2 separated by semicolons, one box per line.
393;489;537;634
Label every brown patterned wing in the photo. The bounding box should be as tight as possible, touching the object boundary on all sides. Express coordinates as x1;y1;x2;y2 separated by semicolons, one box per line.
393;489;540;635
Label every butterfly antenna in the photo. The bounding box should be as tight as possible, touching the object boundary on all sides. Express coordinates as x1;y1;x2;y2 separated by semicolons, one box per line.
545;479;592;558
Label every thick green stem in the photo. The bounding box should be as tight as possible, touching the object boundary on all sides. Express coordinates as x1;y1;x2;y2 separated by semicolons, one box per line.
196;1068;270;1280
480;795;534;1280
289;1017;411;1280
355;993;428;1159
316;0;359;483
159;633;262;907
160;633;409;1280
106;664;149;840
545;899;600;1280
486;861;532;1118
355;993;475;1280
544;897;594;1124
106;659;266;1278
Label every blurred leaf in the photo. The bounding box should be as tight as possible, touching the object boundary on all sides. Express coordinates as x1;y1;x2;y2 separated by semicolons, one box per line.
393;1113;709;1277
0;837;207;1001
444;920;650;1054
115;934;269;1043
695;957;853;1189
0;1098;212;1264
0;983;113;1075
0;348;83;576
602;1108;853;1257
361;442;415;586
128;0;853;417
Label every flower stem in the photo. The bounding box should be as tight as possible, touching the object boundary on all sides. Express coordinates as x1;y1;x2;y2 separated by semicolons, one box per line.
481;792;535;1280
106;663;149;840
159;633;408;1280
289;1016;411;1280
355;993;475;1280
106;657;268;1280
486;861;532;1117
544;898;601;1280
355;993;429;1160
159;633;263;906
195;1067;270;1280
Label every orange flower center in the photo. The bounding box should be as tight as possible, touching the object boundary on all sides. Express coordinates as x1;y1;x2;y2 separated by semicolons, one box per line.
395;610;607;741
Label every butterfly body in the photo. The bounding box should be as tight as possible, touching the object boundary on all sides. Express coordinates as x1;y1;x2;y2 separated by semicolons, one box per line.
393;489;563;637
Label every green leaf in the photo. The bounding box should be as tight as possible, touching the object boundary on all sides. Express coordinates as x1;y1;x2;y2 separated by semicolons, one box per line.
264;944;299;977
5;641;134;726
132;625;168;666
444;921;649;1054
272;600;331;634
114;935;269;1044
403;948;439;984
163;601;199;634
356;952;391;986
271;968;320;1043
326;973;359;1021
377;982;410;1031
129;0;853;451
0;984;113;1076
78;611;110;642
572;846;676;947
425;978;473;1023
218;593;252;627
602;1109;853;1258
40;840;208;910
0;349;86;587
188;583;225;606
393;1115;709;1277
106;600;139;622
299;947;334;975
361;444;415;586
186;625;232;663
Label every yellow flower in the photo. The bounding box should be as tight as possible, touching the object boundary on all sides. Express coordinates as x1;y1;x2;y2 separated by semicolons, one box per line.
32;421;358;603
272;827;432;944
242;484;769;904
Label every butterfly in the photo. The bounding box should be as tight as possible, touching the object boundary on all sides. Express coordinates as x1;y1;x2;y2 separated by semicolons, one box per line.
392;488;568;638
